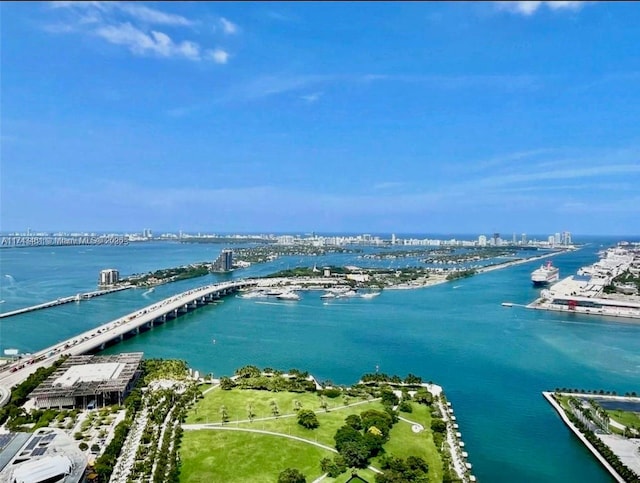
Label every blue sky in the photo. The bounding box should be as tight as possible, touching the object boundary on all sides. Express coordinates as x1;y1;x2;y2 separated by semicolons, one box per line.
2;1;639;236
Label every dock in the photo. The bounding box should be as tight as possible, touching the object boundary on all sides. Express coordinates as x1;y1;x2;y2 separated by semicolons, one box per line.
0;285;133;319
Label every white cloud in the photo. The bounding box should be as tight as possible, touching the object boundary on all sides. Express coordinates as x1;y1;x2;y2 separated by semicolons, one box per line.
497;1;588;16
116;3;194;26
207;48;230;64
45;2;234;64
95;23;201;60
218;17;238;34
300;92;322;103
52;1;193;26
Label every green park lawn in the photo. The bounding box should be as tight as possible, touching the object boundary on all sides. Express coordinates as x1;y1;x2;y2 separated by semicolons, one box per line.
180;387;445;482
180;430;331;482
606;409;640;429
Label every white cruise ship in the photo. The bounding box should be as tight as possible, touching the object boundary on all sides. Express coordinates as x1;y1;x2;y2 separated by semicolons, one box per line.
531;261;560;286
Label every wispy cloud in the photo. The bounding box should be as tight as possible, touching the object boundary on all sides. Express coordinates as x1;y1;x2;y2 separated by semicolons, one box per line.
46;2;229;63
116;3;194;26
218;17;238;35
300;92;322;103
96;23;201;60
496;1;589;16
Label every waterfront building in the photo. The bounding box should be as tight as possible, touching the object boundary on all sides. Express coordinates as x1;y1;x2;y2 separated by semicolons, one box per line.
548;235;556;247
98;269;119;287
29;352;142;410
478;235;487;247
0;428;87;483
521;233;527;245
562;231;572;245
212;249;233;272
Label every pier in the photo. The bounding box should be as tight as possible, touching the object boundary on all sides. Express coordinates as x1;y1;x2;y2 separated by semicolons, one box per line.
0;285;133;319
0;279;257;391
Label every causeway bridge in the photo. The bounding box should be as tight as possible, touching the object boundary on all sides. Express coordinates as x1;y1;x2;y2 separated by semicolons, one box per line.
0;285;133;319
0;279;257;391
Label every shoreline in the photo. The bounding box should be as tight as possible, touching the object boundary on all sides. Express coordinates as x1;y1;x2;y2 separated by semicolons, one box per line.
542;391;627;483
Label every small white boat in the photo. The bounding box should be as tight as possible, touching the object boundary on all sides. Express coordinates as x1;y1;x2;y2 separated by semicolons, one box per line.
320;292;336;299
360;292;380;299
501;302;513;307
336;290;358;299
276;291;300;301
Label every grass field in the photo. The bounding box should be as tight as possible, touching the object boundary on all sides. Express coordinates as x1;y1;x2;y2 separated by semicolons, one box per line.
180;386;445;482
373;403;444;482
180;430;331;482
607;409;640;429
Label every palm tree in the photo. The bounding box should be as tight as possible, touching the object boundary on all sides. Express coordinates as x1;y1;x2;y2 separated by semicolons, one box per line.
247;401;256;422
220;405;229;424
293;400;302;412
270;399;280;418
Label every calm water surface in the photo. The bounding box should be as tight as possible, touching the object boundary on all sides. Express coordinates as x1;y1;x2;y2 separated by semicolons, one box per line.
1;238;638;482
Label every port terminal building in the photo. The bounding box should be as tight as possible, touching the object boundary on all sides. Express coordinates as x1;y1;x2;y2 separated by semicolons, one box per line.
29;352;143;410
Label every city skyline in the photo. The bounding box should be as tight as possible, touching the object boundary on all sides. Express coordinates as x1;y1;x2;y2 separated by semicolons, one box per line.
2;2;640;235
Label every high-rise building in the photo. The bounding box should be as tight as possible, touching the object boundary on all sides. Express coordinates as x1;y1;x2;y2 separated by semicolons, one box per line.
99;269;120;286
521;233;527;245
562;231;572;245
212;249;233;272
493;233;500;246
548;235;555;247
391;234;396;245
554;232;561;245
478;235;487;247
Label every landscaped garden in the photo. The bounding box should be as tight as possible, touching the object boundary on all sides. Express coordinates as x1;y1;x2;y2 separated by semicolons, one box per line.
180;366;459;482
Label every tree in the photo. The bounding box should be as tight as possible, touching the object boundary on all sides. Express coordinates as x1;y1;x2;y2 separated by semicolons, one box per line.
380;388;399;407
293;400;302;412
345;414;362;430
220;405;229;423
319;395;329;412
334;425;364;453
398;400;413;413
78;442;88;451
297;409;319;429
220;377;235;390
270;399;280;418
340;441;370;468
278;468;306;483
235;365;261;378
247;401;256;422
404;373;423;385
320;455;347;478
431;418;447;434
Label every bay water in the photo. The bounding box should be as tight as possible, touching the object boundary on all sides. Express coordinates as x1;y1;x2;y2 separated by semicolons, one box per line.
1;237;638;482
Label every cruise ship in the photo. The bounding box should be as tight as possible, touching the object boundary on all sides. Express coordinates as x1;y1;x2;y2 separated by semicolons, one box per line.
531;261;560;286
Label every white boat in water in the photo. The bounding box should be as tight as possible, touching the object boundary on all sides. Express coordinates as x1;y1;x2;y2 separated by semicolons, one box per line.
336;290;358;298
320;292;336;299
531;261;560;286
276;291;300;301
360;292;381;299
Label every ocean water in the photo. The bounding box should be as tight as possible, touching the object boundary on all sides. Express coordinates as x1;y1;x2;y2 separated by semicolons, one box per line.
1;238;638;482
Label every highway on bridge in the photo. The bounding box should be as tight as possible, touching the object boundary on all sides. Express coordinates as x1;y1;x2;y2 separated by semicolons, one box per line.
0;279;257;392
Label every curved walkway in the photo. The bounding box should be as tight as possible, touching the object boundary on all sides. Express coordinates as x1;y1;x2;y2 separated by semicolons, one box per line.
182;424;383;475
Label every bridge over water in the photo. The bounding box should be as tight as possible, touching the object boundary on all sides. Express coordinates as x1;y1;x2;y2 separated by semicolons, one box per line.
0;279;258;393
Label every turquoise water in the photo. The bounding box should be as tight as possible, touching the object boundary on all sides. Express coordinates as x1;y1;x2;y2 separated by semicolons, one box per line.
1;239;638;482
